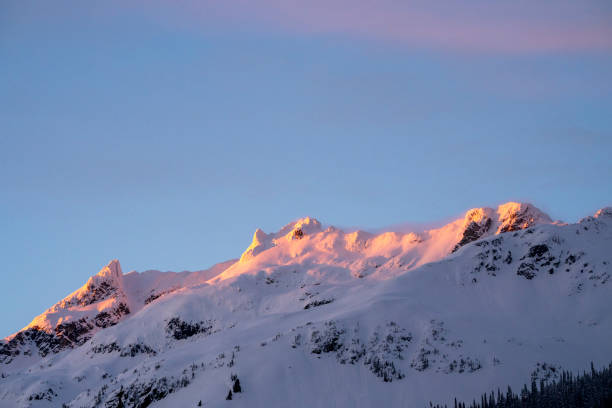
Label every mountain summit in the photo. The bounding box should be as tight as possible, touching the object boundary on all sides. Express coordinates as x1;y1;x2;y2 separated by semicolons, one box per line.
239;217;323;263
453;202;552;251
1;202;610;408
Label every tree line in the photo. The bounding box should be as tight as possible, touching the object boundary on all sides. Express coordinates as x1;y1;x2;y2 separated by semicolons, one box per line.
430;362;612;408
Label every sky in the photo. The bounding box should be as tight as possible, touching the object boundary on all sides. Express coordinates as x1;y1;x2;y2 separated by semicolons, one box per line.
1;0;612;338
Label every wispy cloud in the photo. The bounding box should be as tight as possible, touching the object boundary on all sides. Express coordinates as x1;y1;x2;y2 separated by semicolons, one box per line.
132;0;612;53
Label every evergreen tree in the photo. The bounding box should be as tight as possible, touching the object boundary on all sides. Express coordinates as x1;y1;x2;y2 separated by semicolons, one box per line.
233;378;242;393
429;361;612;408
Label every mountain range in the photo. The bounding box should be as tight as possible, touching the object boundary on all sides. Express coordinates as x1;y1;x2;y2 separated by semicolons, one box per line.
1;202;611;408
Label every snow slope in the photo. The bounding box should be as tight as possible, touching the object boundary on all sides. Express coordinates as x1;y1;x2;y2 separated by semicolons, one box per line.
1;202;611;408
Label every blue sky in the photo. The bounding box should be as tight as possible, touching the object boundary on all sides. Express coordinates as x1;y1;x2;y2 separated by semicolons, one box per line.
1;1;611;337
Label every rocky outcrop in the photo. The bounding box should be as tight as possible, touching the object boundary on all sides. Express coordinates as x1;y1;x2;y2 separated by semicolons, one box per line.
453;208;494;252
454;203;553;252
166;317;216;340
594;207;612;219
496;202;552;233
0;327;63;364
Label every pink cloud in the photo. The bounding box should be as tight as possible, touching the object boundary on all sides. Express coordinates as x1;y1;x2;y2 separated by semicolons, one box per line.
131;0;612;53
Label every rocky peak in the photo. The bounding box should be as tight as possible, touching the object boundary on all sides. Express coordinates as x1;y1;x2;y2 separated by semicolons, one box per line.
239;217;323;263
496;202;552;233
56;260;126;309
278;217;322;239
98;259;123;279
251;228;268;246
453;207;495;252
84;259;124;298
594;207;612;219
240;229;274;263
453;202;552;252
464;207;494;225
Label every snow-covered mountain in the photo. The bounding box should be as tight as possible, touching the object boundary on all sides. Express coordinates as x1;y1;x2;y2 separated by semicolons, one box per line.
1;202;611;408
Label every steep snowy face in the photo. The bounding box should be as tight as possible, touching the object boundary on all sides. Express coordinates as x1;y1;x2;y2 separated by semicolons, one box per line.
25;259;130;333
239;229;273;263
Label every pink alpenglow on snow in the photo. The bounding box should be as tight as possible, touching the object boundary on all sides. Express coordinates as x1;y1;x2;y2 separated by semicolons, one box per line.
8;201;552;343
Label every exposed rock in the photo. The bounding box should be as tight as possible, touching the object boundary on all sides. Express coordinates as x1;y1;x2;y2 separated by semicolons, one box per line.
304;298;334;310
517;262;537;280
54;318;94;345
294;321;411;382
454;203;552;252
594;207;612;219
27;388;57;402
144;288;178;305
166;318;215;340
310;321;344;354
293;228;305;240
454;218;492;252
0;327;63;363
497;202;552;233
528;244;550;259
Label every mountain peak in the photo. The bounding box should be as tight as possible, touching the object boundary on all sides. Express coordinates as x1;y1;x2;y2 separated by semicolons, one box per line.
240;229;273;262
495;202;552;233
99;259;122;278
277;216;322;237
453;202;552;252
239;217;323;263
453;208;495;251
252;228;268;246
594;207;612;219
463;207;494;224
